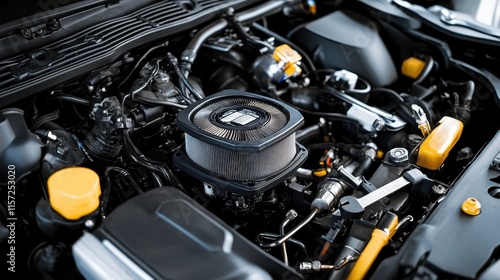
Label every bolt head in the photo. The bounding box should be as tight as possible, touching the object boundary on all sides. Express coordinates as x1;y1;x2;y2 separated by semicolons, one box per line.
388;148;409;166
85;220;95;228
286;209;298;221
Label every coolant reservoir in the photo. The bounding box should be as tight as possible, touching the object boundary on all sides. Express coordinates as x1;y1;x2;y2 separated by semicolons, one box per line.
417;116;463;170
47;167;101;220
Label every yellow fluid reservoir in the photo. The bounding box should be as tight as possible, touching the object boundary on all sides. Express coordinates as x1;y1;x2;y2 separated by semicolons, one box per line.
47;167;101;220
417;116;463;170
401;57;426;79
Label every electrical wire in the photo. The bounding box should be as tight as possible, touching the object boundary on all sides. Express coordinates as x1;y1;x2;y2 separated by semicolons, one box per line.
118;41;169;94
167;53;203;101
370;88;405;103
101;166;144;219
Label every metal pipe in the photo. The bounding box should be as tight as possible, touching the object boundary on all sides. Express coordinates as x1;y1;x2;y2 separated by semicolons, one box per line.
279;209;298;265
280;219;291;265
259;208;319;248
256;233;308;257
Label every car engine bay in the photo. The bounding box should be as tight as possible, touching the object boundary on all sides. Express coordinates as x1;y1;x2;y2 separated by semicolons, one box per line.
1;0;500;279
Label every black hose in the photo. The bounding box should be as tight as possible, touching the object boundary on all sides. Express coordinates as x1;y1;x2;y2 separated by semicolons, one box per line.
133;95;188;109
40;121;65;131
123;131;188;194
296;124;322;143
236;0;286;23
175;66;204;100
167;53;204;101
180;19;228;74
370;88;405;104
294;107;361;133
413;55;434;85
50;94;90;106
30;110;61;131
101;166;144;219
352;157;372;177
149;171;163;189
462;80;475;108
229;17;274;53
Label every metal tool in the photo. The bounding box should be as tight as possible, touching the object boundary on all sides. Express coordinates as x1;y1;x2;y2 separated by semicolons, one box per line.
326;87;406;131
339;169;426;219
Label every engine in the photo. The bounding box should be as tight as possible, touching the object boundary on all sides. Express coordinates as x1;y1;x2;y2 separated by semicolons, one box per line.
1;0;500;279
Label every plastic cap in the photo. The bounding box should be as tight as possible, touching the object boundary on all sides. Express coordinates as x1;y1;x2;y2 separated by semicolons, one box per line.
273;44;302;64
461;197;481;216
47;167;101;220
401;57;426;79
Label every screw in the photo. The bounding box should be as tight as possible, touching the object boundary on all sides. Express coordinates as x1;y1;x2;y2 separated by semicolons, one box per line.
47;19;60;31
380;197;391;205
21;28;32;39
373;119;384;131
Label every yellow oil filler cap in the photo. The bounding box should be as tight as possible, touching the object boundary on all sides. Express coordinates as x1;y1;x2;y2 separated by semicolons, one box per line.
47;167;101;220
401;57;426;79
417;116;463;170
462;198;481;216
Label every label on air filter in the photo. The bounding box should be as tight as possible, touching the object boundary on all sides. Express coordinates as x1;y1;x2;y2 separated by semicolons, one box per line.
219;109;259;126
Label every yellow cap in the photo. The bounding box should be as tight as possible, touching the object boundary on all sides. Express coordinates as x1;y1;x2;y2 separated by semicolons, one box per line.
401;57;426;79
313;168;329;177
284;63;302;77
273;44;302;78
462;197;481;216
273;44;302;64
47;167;101;220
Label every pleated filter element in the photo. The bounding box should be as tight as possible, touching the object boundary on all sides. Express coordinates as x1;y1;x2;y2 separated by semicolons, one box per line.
185;134;296;180
174;90;307;195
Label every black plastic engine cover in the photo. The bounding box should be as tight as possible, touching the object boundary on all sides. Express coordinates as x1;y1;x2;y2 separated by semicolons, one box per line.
91;187;303;280
371;130;500;279
290;10;397;87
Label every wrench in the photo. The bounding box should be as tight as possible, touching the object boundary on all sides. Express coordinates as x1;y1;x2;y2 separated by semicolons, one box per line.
339;169;426;219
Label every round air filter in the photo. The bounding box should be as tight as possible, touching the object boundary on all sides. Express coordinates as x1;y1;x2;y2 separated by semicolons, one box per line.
175;90;307;195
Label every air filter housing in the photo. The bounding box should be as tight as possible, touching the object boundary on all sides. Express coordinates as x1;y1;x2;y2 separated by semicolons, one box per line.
174;90;307;196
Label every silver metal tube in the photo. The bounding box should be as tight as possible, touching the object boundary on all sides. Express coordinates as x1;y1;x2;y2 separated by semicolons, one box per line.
280;219;291;265
259;208;319;248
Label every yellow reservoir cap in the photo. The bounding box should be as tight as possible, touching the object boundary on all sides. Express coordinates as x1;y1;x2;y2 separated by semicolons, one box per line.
273;44;302;78
273;44;302;64
462;198;481;216
47;167;101;220
401;57;426;79
417;116;463;170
